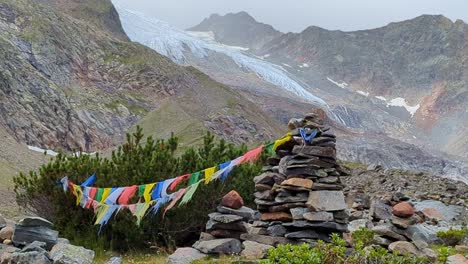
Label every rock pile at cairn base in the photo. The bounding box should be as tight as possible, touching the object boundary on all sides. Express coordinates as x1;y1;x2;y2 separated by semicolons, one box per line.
0;215;98;264
253;113;350;243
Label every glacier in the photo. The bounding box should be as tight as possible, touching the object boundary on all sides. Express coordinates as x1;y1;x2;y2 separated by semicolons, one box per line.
113;4;327;106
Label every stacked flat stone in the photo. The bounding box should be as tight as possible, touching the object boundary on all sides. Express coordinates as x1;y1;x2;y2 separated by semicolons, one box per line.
193;191;260;255
252;113;350;243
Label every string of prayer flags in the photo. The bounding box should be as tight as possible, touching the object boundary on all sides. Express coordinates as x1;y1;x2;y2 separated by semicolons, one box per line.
100;188;112;203
80;173;97;187
163;188;188;218
241;145;264;163
151;195;172;215
134;202;152;225
105;187;125;205
161;178;177;197
169;174;190;191
58;139;271;228
117;185;138;205
179;180;202;206
204;167;216;184
188;171;201;186
60;176;69;192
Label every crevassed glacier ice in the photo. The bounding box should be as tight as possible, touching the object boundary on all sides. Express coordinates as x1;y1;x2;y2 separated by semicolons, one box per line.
114;4;327;106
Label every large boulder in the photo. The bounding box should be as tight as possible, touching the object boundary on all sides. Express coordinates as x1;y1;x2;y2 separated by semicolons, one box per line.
193;238;242;254
404;224;444;244
306;191;347;211
8;251;51;264
49;243;95;264
12;217;58;250
221;191;244;209
241;241;272;259
414;200;464;222
167;247;206;264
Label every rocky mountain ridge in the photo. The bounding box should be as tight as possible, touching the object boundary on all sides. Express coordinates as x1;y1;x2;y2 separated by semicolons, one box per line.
0;0;283;154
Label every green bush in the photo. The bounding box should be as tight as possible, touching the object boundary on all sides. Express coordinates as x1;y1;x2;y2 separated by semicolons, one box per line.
260;233;429;264
437;228;467;246
352;227;375;247
14;127;265;252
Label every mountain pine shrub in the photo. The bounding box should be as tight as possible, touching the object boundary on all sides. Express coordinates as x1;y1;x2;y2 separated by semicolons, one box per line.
14;127;265;251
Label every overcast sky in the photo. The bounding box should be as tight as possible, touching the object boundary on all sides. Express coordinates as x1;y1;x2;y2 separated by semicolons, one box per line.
114;0;468;32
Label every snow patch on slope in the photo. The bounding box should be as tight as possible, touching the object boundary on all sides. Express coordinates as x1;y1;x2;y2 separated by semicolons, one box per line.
357;90;369;97
327;77;348;89
28;146;58;156
114;4;327;106
374;96;420;116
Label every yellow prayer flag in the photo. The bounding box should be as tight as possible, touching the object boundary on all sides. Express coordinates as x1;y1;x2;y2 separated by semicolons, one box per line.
94;205;109;225
72;184;83;206
204;167;216;184
273;132;293;151
100;188;111;203
143;183;156;203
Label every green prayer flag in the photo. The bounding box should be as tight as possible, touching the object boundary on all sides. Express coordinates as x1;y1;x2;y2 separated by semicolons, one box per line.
188;171;201;186
138;185;145;197
179;180;202;206
95;188;104;202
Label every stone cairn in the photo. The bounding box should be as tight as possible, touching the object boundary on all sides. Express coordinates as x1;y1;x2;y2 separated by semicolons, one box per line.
251;113;350;243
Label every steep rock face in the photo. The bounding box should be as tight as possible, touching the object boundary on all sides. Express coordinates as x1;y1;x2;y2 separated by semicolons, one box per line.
0;0;282;152
188;11;282;51
34;0;128;40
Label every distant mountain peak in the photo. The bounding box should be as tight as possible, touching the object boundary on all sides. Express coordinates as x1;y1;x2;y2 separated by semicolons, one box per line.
188;11;282;51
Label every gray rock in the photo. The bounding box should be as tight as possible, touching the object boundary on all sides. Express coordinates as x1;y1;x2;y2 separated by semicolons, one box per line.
372;225;407;241
217;206;260;222
290;207;309;220
413;239;429;250
267;225;287;237
391;215;418;229
240;241;272;259
206;219;247;232
8;251;51;264
414;200;464;222
106;256;122;264
57;238;70;245
50;243;95;264
199;232;215;241
282;221;348;232
367;164;382;171
292;146;336;159
306;191;347;211
303;211;334;222
370;200;392;221
268;202;307;213
22;241;48;254
254;190;274;200
252;221;269;228
404;224;443;244
318;177;339;184
240;234;292;246
167;248;206;264
285;230;329;240
348;219;368;233
311;183;344;190
208;213;243;224
373;235;392;246
18;217;53;228
12;225;58;250
254;173;285;186
247;226;268;235
193;238;242;254
275;192;309;203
